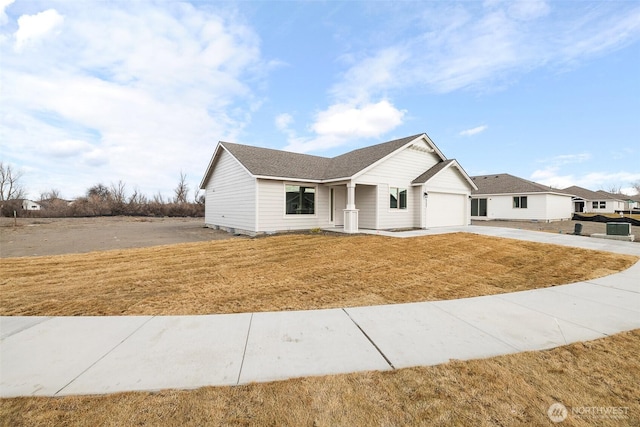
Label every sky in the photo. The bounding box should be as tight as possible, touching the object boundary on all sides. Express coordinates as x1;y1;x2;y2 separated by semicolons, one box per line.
1;0;639;201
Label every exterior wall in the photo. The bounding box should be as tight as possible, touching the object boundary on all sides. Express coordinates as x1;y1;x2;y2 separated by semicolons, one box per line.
545;194;573;220
256;179;332;232
375;184;415;229
359;145;441;230
477;193;572;221
355;185;377;229
204;149;256;233
584;199;620;213
22;200;41;210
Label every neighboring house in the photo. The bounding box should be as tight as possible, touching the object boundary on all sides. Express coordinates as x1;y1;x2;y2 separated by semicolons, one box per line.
470;174;573;222
200;133;477;235
21;199;41;211
563;186;626;214
596;190;638;213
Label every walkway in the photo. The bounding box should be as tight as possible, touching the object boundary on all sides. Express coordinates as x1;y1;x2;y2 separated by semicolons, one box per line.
1;227;639;397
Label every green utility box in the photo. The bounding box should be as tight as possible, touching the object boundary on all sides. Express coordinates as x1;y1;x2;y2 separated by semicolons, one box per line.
606;222;631;236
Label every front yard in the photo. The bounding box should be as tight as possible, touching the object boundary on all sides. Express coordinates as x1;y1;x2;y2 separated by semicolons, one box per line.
1;233;636;316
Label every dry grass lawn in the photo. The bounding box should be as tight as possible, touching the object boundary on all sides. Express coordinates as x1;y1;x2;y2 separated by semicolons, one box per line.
1;329;638;426
1;233;637;316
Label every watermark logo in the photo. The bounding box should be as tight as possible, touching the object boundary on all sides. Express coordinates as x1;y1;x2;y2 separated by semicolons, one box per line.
548;402;568;423
547;402;629;423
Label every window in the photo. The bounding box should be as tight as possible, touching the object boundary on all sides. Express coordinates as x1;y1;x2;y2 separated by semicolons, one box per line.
513;196;528;209
390;187;407;209
592;201;599;209
599;201;606;209
471;198;487;216
286;185;315;214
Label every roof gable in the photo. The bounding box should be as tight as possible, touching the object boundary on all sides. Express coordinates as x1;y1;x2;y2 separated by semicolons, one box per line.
412;159;478;190
472;174;571;195
322;134;426;180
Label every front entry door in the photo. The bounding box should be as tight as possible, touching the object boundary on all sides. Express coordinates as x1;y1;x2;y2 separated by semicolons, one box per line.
334;186;346;226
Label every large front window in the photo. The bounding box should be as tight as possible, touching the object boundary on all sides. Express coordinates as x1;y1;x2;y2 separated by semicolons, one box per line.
286;185;315;214
390;187;407;209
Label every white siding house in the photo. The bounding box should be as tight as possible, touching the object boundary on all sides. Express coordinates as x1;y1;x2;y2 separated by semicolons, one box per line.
200;133;477;235
21;200;42;211
471;174;573;222
564;186;628;214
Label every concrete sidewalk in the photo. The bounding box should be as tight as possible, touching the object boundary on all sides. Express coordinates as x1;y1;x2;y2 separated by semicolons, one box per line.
1;227;639;397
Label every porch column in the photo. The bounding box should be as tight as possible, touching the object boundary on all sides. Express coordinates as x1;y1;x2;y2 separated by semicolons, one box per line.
343;182;359;233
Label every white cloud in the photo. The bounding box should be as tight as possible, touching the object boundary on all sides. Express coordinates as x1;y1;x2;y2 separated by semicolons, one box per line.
539;153;591;166
275;113;293;131
15;9;64;51
531;168;640;191
312;100;404;138
285;100;405;153
331;2;640;98
459;125;488;137
331;48;409;103
0;0;14;26
507;0;550;21
44;139;94;158
0;2;268;199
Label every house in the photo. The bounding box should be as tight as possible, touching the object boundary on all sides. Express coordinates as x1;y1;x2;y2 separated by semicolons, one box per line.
199;133;477;235
563;186;626;214
21;199;41;211
596;190;638;213
470;174;573;222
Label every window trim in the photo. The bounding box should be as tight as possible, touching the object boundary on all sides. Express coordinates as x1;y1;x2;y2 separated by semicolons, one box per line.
389;187;407;210
284;183;317;216
513;196;528;209
471;198;487;217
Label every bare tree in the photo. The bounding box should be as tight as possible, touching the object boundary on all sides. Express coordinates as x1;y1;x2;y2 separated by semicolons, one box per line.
174;171;189;204
607;185;622;194
194;189;205;205
0;162;27;201
87;183;111;200
110;180;127;214
632;181;640;195
39;188;61;201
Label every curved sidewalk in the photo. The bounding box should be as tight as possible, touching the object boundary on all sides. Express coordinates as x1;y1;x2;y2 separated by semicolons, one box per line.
1;227;639;397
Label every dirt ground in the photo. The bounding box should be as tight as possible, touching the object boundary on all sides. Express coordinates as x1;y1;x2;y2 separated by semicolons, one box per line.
0;216;239;258
1;216;637;258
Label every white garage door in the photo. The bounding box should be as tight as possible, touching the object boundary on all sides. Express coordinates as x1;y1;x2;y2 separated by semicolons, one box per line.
426;192;466;227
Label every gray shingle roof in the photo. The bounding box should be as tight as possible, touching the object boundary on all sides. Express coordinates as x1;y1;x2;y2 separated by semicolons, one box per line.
596;190;630;201
562;186;624;201
220;133;426;181
220;142;330;180
412;160;455;184
471;173;571;195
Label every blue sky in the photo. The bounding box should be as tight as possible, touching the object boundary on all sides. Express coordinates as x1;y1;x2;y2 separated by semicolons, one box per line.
1;0;639;200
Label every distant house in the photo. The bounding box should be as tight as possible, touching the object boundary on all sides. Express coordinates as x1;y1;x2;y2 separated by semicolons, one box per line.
470;174;573;222
563;186;626;214
200;133;477;235
21;199;41;211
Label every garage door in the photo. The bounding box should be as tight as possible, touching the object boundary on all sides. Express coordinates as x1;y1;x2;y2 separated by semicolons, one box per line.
426;192;466;227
